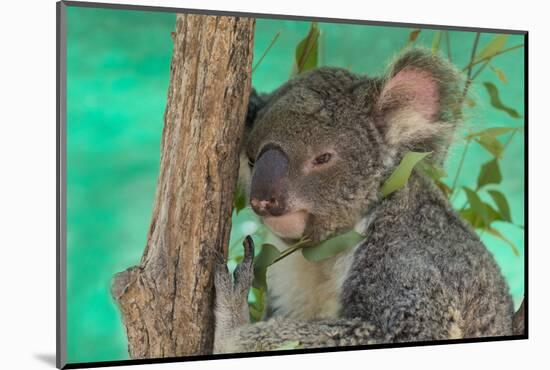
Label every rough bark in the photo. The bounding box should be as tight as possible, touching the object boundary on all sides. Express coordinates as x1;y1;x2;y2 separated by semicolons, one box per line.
111;14;255;359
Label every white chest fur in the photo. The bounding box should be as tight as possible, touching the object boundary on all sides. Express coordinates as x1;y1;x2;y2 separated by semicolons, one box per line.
266;244;357;320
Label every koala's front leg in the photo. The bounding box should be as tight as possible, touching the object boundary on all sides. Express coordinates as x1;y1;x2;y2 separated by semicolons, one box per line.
214;236;254;354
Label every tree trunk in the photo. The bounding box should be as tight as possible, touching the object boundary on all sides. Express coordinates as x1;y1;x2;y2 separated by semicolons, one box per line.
111;14;255;359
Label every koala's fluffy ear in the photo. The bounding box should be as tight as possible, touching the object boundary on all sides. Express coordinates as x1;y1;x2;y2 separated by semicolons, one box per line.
246;88;267;129
376;49;462;149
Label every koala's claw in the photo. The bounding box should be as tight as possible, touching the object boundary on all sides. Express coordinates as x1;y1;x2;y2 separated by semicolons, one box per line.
242;236;255;262
234;236;255;293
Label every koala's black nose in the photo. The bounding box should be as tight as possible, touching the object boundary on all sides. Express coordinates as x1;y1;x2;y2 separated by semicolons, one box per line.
249;146;288;217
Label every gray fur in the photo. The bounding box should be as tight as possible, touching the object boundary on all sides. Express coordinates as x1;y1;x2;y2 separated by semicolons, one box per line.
214;48;514;353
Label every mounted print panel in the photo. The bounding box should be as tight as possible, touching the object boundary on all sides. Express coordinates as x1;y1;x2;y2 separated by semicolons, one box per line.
57;1;527;368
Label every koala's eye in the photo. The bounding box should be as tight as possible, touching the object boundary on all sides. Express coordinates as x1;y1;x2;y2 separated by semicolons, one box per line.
312;153;332;166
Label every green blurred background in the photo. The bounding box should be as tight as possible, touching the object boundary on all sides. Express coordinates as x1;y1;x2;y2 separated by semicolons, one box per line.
66;5;525;364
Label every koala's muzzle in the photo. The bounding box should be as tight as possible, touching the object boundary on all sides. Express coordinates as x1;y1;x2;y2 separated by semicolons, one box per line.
250;147;288;217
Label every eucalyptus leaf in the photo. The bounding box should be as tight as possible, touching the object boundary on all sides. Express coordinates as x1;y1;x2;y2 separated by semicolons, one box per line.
252;266;268;291
409;29;421;43
380;151;432;197
435;180;452;198
475;134;504;159
477;159;502;189
460;208;483;229
302;230;364;262
460;202;502;229
254;243;281;269
295;22;319;74
274;341;302;350
249;305;263;323
488;190;512;222
490;65;508;84
476;35;509;62
466;97;476;108
248;286;266;322
484;202;504;224
483;82;522;119
233;184;247;213
463;187;489;226
418;162;447;181
432;31;442;52
465;127;518;140
252;243;281;291
484;227;520;256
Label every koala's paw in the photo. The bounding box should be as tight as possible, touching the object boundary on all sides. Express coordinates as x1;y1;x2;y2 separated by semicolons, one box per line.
214;236;254;297
214;236;255;352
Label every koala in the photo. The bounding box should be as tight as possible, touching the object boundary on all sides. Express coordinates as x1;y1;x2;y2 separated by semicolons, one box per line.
213;48;519;354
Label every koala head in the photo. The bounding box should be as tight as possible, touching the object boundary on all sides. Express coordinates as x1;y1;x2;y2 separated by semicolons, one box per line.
243;49;462;244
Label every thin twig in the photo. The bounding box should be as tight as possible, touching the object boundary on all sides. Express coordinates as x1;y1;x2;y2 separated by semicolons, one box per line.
470;59;491;81
502;129;518;152
445;31;452;62
269;238;311;265
450;138;471;201
452;34;480;200
252;31;281;74
462;44;524;71
461;32;481;102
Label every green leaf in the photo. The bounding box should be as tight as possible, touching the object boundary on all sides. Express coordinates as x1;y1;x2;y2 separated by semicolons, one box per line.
465;127;518;140
460;202;502;229
249;305;263;322
302;230;364;262
252;244;281;291
483;82;522;119
484;227;520;256
484;202;503;224
418;162;447;181
233;184;247;213
460;208;483;229
490;65;508;84
295;22;320;74
252;266;268;291
274;341;302;350
248;286;266;322
465;97;476;108
432;31;442;52
380;151;432;197
475;133;504;159
254;244;281;269
405;29;421;49
435;180;452;198
477;159;502;189
477;35;509;62
487;190;512;222
463;187;489;226
409;29;421;43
